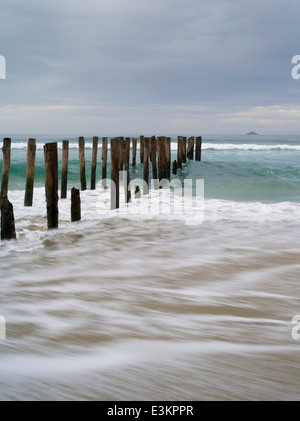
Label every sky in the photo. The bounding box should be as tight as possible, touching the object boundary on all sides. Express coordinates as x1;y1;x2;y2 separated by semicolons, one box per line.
0;0;300;134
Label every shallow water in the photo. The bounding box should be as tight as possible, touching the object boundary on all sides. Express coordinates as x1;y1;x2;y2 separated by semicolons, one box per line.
0;190;299;400
0;135;300;400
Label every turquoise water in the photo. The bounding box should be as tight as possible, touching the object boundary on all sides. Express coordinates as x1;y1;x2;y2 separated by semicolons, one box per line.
1;134;300;203
1;134;300;400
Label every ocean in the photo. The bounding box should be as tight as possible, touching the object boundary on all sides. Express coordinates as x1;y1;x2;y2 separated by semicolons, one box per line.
0;134;300;400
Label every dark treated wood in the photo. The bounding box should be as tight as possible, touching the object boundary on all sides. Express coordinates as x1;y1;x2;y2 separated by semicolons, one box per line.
172;160;178;175
71;187;81;222
134;185;141;198
143;137;150;195
78;136;86;191
123;138;131;203
44;143;59;229
43;145;47;203
0;138;11;206
140;136;144;164
102;137;108;187
151;136;158;189
24;138;36;207
157;137;163;182
187;136;195;160
182;136;187;164
1;196;16;240
196;136;202;161
166;137;171;178
161;137;168;180
110;138;120;209
61;140;69;199
177;136;183;170
91;136;99;190
116;137;124;173
132;138;137;167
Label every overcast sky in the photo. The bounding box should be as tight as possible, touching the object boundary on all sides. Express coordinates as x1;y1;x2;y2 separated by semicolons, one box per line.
0;0;300;134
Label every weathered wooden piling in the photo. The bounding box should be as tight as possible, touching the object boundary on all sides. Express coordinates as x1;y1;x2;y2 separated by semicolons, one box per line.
196;136;202;161
78;136;86;191
117;137;124;173
157;136;165;181
183;136;187;164
61;140;69;199
44;145;47;202
110;138;120;209
172;160;178;175
1;196;16;240
132;138;137;167
165;137;171;178
0;138;11;205
24;138;36;207
135;185;141;198
143;137;150;195
44;143;59;229
158;137;168;182
150;136;158;189
71;187;81;222
187;136;195;160
157;137;163;182
161;136;166;180
91;136;99;190
140;136;144;164
163;137;169;179
102;137;108;187
123;138;131;203
176;136;181;170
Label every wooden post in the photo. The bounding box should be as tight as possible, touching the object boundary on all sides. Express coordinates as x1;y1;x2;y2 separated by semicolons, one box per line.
151;136;158;189
157;137;161;181
172;160;178;175
157;136;167;182
143;137;150;195
78;136;86;191
166;137;171;178
123;138;131;203
135;185;141;198
71;187;81;222
24;138;36;207
157;137;163;182
187;136;195;160
196;136;202;161
0;138;11;206
132;138;137;167
61;140;69;199
1;196;16;240
162;137;169;179
117;136;124;171
44;143;59;229
44;145;47;203
140;136;144;164
110;138;120;209
102;137;108;187
91;136;99;190
177;136;183;170
182;136;187;164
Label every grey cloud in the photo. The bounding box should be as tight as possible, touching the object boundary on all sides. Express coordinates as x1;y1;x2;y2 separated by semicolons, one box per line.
1;0;300;132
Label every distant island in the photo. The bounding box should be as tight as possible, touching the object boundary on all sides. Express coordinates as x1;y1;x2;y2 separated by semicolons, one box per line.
246;132;258;135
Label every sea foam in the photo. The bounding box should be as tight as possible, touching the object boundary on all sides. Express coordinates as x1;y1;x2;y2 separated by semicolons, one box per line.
7;142;300;151
1;186;299;257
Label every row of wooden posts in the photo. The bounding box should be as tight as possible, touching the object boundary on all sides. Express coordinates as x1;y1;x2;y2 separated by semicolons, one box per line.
0;136;202;240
